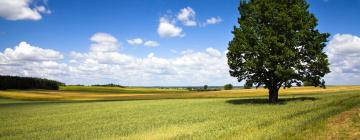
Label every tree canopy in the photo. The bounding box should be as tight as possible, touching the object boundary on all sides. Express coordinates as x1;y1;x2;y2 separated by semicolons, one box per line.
224;84;233;90
227;0;330;103
0;75;64;90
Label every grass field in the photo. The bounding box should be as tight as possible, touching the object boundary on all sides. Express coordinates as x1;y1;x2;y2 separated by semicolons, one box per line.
0;86;359;139
59;86;188;94
1;85;360;101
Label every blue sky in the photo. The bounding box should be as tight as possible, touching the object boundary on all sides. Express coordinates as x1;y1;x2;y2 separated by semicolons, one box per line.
0;0;239;57
0;0;360;86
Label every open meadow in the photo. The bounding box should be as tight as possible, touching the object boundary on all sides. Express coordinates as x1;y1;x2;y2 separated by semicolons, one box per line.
1;0;360;139
0;86;359;139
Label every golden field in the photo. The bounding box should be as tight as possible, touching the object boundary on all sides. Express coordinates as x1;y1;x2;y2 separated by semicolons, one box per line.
1;85;360;101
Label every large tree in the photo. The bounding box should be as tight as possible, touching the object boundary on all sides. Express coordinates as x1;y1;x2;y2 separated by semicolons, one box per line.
227;0;330;103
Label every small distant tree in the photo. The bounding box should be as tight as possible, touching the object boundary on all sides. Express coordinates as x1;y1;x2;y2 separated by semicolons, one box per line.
227;0;330;103
204;85;208;90
224;84;233;90
243;80;253;89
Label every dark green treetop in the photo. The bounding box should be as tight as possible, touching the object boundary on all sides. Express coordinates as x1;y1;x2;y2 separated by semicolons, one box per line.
224;84;233;90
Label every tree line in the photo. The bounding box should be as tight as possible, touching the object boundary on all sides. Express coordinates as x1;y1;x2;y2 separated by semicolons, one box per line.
0;75;64;90
91;83;125;88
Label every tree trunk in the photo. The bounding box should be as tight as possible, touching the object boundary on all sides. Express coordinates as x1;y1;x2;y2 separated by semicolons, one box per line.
268;87;279;103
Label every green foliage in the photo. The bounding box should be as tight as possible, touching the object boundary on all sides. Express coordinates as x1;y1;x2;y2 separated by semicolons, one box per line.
204;85;208;90
304;79;326;89
244;80;253;89
227;0;330;102
0;75;64;90
224;84;233;90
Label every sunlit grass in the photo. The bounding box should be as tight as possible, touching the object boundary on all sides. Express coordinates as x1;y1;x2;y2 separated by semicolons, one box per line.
1;85;360;101
318;107;360;139
59;86;188;94
0;90;359;139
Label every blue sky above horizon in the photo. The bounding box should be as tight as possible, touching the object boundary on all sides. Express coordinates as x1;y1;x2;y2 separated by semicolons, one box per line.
0;0;360;86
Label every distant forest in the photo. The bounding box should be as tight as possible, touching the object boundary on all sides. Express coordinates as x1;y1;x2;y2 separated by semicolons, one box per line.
0;75;64;90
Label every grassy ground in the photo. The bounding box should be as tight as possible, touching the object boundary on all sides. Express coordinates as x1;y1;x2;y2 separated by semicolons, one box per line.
0;86;359;139
321;107;360;139
59;86;188;94
1;85;360;101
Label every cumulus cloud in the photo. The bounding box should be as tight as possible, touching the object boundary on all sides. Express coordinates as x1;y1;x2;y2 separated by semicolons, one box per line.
5;33;360;86
177;7;197;27
127;38;159;47
90;33;120;52
0;33;238;85
204;17;222;25
144;41;159;47
127;38;143;46
35;6;51;14
157;7;222;37
0;41;63;63
0;42;67;80
206;48;221;57
0;0;50;21
325;34;360;85
157;17;184;38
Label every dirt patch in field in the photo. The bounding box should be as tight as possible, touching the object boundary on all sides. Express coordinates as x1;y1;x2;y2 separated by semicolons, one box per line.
325;107;360;139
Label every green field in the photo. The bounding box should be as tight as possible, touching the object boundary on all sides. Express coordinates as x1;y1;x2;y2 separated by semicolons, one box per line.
59;86;188;94
0;86;359;139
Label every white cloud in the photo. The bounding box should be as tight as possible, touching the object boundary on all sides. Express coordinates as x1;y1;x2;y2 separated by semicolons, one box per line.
90;32;118;43
204;17;222;25
0;0;50;21
0;42;67;80
206;48;221;57
325;34;360;85
5;33;360;86
35;6;51;14
157;17;184;38
127;38;159;47
90;32;120;52
157;7;222;38
0;33;240;86
67;46;236;85
0;41;63;62
144;41;159;47
177;7;197;27
127;38;143;46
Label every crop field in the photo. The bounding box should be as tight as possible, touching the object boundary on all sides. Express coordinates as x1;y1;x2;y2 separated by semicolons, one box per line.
59;86;189;94
0;86;359;139
1;85;360;101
